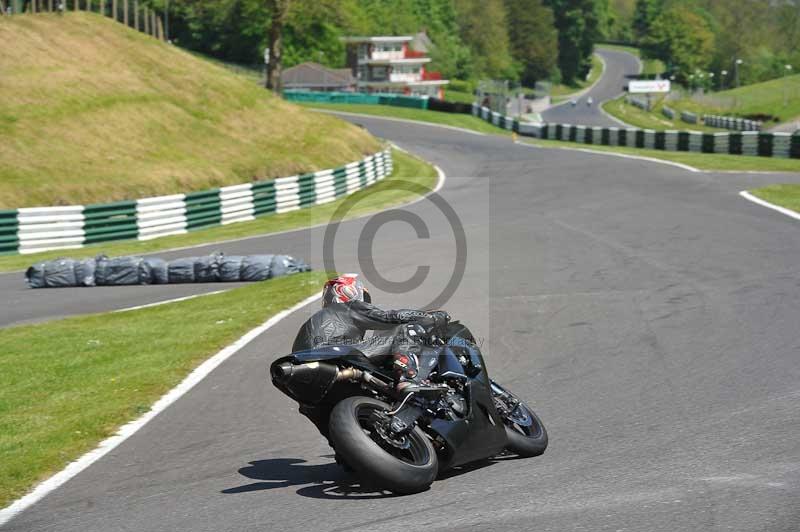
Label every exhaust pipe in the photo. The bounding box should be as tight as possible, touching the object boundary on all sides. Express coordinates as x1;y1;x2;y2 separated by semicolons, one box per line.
271;362;294;383
270;360;338;403
271;360;395;402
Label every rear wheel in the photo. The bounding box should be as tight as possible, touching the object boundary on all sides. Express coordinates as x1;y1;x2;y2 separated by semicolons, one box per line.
329;396;438;494
491;381;548;457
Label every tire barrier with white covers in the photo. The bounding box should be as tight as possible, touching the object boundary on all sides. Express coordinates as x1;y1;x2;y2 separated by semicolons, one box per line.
703;115;762;131
472;104;800;159
1;149;392;255
25;252;311;288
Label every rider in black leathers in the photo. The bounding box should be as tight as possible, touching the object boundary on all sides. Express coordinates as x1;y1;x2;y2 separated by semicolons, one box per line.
292;274;449;387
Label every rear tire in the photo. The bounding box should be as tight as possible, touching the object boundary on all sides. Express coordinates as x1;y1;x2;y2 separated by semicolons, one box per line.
329;396;438;494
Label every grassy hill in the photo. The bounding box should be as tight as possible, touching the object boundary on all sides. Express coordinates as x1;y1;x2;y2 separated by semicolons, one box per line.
0;13;379;208
668;74;800;125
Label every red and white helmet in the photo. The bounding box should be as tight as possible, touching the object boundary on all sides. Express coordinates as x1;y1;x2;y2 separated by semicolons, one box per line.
322;274;371;307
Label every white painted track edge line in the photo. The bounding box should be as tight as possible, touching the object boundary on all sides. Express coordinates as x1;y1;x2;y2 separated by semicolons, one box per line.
739;191;800;221
0;147;446;275
0;292;323;527
514;140;702;173
112;290;230;313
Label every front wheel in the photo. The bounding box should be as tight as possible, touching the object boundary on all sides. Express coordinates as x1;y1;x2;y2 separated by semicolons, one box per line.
491;381;548;457
329;396;438;494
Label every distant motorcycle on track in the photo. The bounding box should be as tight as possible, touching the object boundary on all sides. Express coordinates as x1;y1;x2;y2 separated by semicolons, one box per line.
271;321;547;494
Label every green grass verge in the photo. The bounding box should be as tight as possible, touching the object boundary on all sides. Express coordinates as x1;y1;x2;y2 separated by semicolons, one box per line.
524;138;800;173
749;184;800;213
299;102;510;136
0;270;328;508
0;148;438;272
602;95;723;132
549;53;604;98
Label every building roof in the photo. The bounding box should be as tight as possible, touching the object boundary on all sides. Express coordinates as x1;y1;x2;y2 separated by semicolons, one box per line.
340;36;413;44
411;31;433;53
281;62;354;89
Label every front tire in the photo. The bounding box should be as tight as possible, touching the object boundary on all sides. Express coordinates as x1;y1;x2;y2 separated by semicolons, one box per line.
504;408;548;457
329;396;438;494
491;381;548;457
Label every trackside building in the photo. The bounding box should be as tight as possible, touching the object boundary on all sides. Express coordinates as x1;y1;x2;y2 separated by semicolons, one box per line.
341;35;449;98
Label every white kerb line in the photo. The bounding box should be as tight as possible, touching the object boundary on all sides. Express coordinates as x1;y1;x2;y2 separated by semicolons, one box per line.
739;191;800;221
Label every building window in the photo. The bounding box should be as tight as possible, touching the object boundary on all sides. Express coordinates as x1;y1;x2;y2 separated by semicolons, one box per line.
371;66;388;80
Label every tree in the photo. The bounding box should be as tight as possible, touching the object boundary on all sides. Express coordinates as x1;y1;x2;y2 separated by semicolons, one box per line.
644;5;715;81
504;0;558;86
266;0;290;91
545;0;603;85
455;0;515;79
632;0;661;42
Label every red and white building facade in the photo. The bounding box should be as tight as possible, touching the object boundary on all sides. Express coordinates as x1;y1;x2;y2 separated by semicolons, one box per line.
342;36;449;98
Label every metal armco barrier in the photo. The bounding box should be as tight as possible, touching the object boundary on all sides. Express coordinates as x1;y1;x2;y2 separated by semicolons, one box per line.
472;104;798;162
0;149;392;255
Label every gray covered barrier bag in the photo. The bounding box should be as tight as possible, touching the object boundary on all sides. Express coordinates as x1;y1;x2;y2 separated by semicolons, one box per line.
218;255;245;282
26;258;95;288
144;257;169;284
74;258;97;287
240;254;274;282
44;259;78;287
25;262;46;288
96;256;150;286
168;257;195;284
194;253;222;283
27;252;311;287
25;259;76;288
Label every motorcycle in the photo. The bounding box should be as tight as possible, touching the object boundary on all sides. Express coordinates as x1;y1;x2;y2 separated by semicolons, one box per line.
270;321;548;494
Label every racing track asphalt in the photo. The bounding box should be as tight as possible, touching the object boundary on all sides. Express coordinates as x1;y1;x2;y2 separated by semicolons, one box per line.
541;48;642;127
3;114;800;531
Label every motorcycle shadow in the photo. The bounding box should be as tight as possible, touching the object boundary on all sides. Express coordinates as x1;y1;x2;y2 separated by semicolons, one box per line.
222;455;517;499
221;457;398;500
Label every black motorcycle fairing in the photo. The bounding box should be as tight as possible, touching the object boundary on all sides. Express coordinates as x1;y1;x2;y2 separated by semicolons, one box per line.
427;347;508;468
289;345;375;367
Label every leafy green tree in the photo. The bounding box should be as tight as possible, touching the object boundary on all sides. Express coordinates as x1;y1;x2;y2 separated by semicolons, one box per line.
545;0;603;84
632;0;661;42
455;0;515;79
644;5;715;81
165;0;270;64
504;0;558;86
